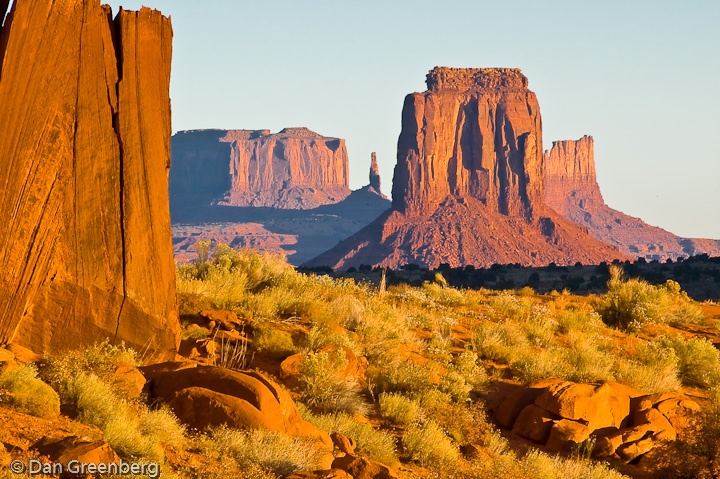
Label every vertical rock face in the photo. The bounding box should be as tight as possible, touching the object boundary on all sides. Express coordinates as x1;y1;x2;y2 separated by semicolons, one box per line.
170;128;351;210
306;67;626;269
369;152;381;193
544;137;720;259
544;136;603;216
0;0;179;357
392;67;543;219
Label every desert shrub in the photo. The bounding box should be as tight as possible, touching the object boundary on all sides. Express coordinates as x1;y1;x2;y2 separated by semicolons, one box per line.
653;404;720;479
203;425;321;477
557;309;604;335
616;341;681;393
38;340;138;397
299;350;367;415
658;335;720;389
439;370;473;403
422;281;472;307
181;325;211;340
471;320;530;364
511;348;569;383
561;334;615;383
452;350;487;389
251;324;297;358
303;323;359;353
369;357;436;394
599;266;704;331
0;364;60;419
402;420;459;467
299;406;398;466
64;373;170;461
379;392;423;426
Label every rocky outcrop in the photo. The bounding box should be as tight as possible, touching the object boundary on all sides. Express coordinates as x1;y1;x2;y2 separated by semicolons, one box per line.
0;1;179;357
306;67;626;269
170;128;351;210
544;137;720;260
493;380;698;462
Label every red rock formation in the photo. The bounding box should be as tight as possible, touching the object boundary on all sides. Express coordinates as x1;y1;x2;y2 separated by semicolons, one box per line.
544;137;720;259
369;152;381;193
170;128;351;210
0;0;179;357
306;67;626;269
393;67;543;218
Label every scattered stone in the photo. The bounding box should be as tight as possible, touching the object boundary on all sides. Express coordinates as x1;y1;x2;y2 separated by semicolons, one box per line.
285;470;353;479
331;433;356;454
331;454;399;479
32;436;119;478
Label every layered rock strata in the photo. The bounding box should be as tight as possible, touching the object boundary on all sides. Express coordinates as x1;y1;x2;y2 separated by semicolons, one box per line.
0;0;179;357
170;128;351;210
307;67;626;269
544;137;720;259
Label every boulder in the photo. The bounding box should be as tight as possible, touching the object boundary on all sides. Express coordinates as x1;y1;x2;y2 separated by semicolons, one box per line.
0;0;180;358
533;381;631;432
546;419;590;452
494;378;562;428
331;454;399;479
511;404;558;444
109;364;147;399
331;433;356;454
616;437;656;463
150;366;331;448
32;436;119;479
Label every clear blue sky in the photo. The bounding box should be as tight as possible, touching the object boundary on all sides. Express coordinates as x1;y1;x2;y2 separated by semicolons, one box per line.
107;0;720;239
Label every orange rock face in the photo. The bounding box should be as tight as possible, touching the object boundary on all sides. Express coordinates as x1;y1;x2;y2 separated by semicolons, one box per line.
170;128;351;210
0;0;179;357
544;136;720;260
307;67;627;269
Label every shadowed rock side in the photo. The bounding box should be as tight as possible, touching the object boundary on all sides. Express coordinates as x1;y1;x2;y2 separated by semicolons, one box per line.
0;0;179;357
171;154;391;265
306;67;626;269
170;128;351;210
544;137;720;260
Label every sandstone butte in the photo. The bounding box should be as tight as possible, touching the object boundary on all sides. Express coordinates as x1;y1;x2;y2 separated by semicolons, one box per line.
170;152;390;266
544;136;720;260
170;128;351;210
0;0;180;358
306;67;627;269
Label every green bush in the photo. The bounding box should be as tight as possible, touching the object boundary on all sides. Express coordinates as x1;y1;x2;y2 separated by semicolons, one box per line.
402;420;459;467
0;364;60;419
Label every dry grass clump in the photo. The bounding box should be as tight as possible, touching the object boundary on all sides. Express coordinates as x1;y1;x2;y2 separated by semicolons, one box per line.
0;364;60;419
657;335;720;389
616;341;682;393
298;349;368;415
251;324;297;358
402;420;460;467
599;265;705;331
379;392;423;426
201;425;322;478
299;405;398;466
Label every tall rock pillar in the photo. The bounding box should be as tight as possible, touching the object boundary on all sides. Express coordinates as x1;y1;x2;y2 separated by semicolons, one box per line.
0;0;179;358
